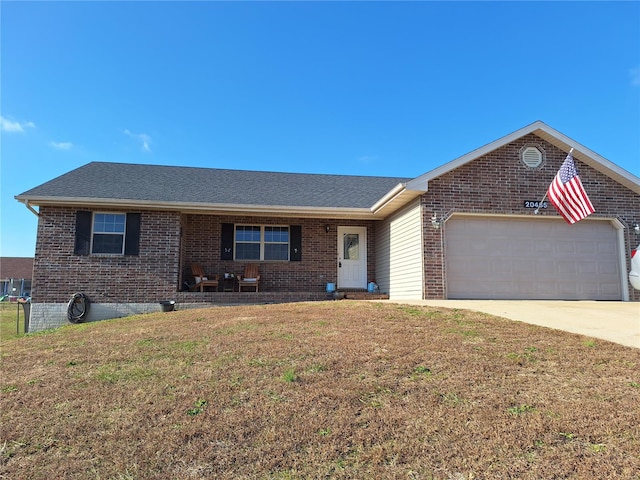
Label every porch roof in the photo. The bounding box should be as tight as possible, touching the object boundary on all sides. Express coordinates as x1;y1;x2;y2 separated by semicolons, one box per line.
16;162;420;219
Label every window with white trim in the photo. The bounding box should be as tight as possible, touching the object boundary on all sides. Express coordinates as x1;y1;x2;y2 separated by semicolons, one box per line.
92;213;126;254
235;225;289;261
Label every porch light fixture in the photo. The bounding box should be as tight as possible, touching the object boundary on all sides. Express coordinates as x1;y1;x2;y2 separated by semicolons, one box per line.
431;214;440;229
633;223;640;234
325;225;330;233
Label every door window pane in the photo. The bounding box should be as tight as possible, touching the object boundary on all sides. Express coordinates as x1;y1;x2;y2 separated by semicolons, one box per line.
344;233;359;260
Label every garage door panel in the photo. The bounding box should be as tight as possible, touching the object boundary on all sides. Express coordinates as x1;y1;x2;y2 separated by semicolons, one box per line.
512;259;533;274
490;261;512;274
600;283;622;296
576;241;596;255
534;240;554;255
537;283;559;297
486;282;513;295
578;263;597;275
556;241;576;255
581;284;600;296
598;262;619;275
556;261;577;275
470;239;497;253
519;239;538;253
597;242;618;255
535;259;556;275
445;217;622;300
556;283;579;297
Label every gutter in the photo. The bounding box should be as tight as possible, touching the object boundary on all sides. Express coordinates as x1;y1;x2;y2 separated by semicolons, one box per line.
370;183;407;214
370;179;429;216
14;195;378;219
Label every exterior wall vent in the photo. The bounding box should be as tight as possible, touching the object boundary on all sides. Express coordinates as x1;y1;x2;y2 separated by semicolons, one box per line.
519;145;544;169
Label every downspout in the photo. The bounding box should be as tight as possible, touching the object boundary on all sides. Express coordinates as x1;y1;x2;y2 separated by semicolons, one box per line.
23;200;40;217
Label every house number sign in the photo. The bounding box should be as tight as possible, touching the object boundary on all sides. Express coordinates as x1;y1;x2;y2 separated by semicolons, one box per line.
523;201;548;209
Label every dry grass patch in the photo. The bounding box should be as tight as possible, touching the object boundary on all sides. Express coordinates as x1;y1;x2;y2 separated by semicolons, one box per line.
1;301;639;479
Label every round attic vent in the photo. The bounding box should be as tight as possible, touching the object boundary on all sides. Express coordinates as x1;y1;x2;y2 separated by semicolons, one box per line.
520;145;544;168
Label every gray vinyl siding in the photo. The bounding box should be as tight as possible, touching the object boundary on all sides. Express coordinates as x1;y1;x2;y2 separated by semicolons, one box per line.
375;199;423;299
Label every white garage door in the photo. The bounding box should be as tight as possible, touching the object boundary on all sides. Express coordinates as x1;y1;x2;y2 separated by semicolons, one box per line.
445;216;622;300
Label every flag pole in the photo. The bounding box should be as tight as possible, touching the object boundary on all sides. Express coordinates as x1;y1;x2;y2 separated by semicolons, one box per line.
533;192;548;215
534;148;573;215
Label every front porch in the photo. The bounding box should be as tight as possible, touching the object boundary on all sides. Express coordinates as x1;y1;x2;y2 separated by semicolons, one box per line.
180;215;381;299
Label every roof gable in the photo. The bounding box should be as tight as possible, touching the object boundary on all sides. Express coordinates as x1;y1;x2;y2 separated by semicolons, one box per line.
407;121;640;195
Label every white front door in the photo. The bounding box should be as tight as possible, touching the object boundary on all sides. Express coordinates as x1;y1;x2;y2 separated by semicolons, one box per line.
337;226;367;289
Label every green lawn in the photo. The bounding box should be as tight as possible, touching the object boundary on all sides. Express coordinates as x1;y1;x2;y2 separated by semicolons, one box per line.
0;301;28;340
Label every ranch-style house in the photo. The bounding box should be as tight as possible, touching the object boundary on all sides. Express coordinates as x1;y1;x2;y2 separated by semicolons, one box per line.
16;121;640;331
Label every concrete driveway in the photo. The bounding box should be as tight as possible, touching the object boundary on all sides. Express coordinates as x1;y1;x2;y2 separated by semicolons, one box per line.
381;300;640;349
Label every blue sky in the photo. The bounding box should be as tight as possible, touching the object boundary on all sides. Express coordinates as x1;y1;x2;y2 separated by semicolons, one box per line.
2;1;639;258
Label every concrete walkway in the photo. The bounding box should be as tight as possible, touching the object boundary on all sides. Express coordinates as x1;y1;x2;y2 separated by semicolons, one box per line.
379;300;640;349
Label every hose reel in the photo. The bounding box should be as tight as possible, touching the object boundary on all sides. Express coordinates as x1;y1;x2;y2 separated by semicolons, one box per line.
67;293;91;323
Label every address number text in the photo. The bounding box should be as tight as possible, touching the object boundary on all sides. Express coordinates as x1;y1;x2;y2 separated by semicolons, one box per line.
524;201;548;209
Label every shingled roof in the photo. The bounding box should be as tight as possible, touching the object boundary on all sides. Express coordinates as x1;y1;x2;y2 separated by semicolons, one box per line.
0;257;34;280
16;162;412;214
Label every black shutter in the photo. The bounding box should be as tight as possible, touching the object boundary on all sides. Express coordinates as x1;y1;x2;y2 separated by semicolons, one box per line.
74;211;92;256
290;225;302;261
221;223;234;260
124;213;141;255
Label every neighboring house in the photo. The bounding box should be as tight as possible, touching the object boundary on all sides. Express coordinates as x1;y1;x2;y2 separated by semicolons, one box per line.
0;257;34;298
15;121;640;331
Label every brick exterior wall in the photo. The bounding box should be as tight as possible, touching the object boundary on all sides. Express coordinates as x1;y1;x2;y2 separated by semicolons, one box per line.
32;208;377;305
32;207;181;303
181;215;376;293
420;133;640;301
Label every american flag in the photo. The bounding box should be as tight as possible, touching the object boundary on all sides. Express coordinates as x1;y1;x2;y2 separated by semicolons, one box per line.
547;152;595;224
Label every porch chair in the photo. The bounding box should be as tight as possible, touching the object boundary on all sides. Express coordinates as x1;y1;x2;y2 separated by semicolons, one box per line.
190;263;220;292
237;263;261;292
